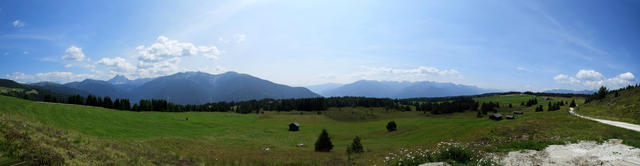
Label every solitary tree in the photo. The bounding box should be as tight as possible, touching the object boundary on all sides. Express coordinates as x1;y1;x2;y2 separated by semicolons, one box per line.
386;121;397;132
347;136;364;154
569;99;576;107
314;129;333;152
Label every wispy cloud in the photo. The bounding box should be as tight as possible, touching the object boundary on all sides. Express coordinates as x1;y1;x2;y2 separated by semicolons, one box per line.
12;20;25;28
320;66;463;84
5;71;96;83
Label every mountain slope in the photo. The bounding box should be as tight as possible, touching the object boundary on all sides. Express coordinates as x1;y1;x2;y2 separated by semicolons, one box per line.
129;71;321;104
30;82;90;96
321;80;489;98
64;79;126;98
543;89;595;94
306;83;343;95
577;85;640;124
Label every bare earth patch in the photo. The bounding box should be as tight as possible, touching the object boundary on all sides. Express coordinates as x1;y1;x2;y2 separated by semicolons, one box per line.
501;139;640;166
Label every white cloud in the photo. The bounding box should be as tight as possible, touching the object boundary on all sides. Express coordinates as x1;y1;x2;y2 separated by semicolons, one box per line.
136;36;198;62
5;72;35;82
576;69;604;81
62;45;85;61
134;36;221;78
516;66;532;72
234;34;246;43
97;57;136;73
333;66;462;83
23;51;28;54
5;72;95;83
553;74;580;84
555;70;636;89
605;72;635;88
198;46;220;60
64;64;72;68
12;20;25;28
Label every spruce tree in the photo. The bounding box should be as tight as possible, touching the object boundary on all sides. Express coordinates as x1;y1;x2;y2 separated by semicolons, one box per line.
347;136;364;154
570;99;576;107
314;129;333;152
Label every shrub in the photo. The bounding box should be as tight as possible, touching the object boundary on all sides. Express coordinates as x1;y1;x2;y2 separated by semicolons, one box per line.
314;129;333;152
347;136;364;154
432;142;473;164
386;121;397;132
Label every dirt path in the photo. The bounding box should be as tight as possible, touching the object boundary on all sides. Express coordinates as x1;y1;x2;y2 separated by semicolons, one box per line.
569;107;640;133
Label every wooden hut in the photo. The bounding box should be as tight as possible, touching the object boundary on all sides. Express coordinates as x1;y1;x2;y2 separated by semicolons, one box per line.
489;113;503;121
289;122;300;131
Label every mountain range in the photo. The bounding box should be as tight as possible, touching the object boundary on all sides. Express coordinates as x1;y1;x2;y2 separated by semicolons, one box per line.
18;71;499;105
307;80;492;98
31;71;320;105
542;89;595;94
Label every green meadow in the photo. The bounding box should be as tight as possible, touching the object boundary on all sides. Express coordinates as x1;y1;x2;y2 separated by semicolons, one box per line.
1;94;639;165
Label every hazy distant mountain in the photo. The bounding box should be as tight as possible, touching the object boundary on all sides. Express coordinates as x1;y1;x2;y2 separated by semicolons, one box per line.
107;75;130;85
129;71;320;104
320;80;490;98
31;71;319;105
64;79;125;98
30;82;90;96
107;75;152;87
306;83;343;95
543;89;595;94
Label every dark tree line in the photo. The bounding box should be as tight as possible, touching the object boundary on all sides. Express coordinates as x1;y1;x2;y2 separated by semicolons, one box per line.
414;97;479;114
535;105;544;112
36;94;412;113
547;101;564;111
479;102;498;115
523;98;538;107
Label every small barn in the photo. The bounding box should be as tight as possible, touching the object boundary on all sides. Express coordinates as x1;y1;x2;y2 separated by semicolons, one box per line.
513;111;523;115
505;115;515;119
489;113;503;121
289;122;300;131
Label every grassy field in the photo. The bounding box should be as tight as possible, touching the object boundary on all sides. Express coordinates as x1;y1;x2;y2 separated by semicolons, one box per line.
1;94;639;165
576;87;640;124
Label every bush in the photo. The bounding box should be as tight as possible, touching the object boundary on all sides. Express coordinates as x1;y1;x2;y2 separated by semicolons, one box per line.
347;136;364;154
432;142;473;164
314;129;333;152
386;121;397;132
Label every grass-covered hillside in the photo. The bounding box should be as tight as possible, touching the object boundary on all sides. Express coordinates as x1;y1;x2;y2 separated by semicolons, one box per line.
576;85;640;124
1;94;639;165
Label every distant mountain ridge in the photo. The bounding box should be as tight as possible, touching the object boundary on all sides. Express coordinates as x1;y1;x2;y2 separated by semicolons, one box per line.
312;80;491;98
30;71;321;105
542;89;595;94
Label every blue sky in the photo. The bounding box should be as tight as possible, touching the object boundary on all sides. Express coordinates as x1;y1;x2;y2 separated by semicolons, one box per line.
1;0;638;91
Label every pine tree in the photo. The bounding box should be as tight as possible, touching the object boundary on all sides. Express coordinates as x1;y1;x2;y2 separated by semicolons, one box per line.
570;99;576;107
314;129;333;152
347;136;364;154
